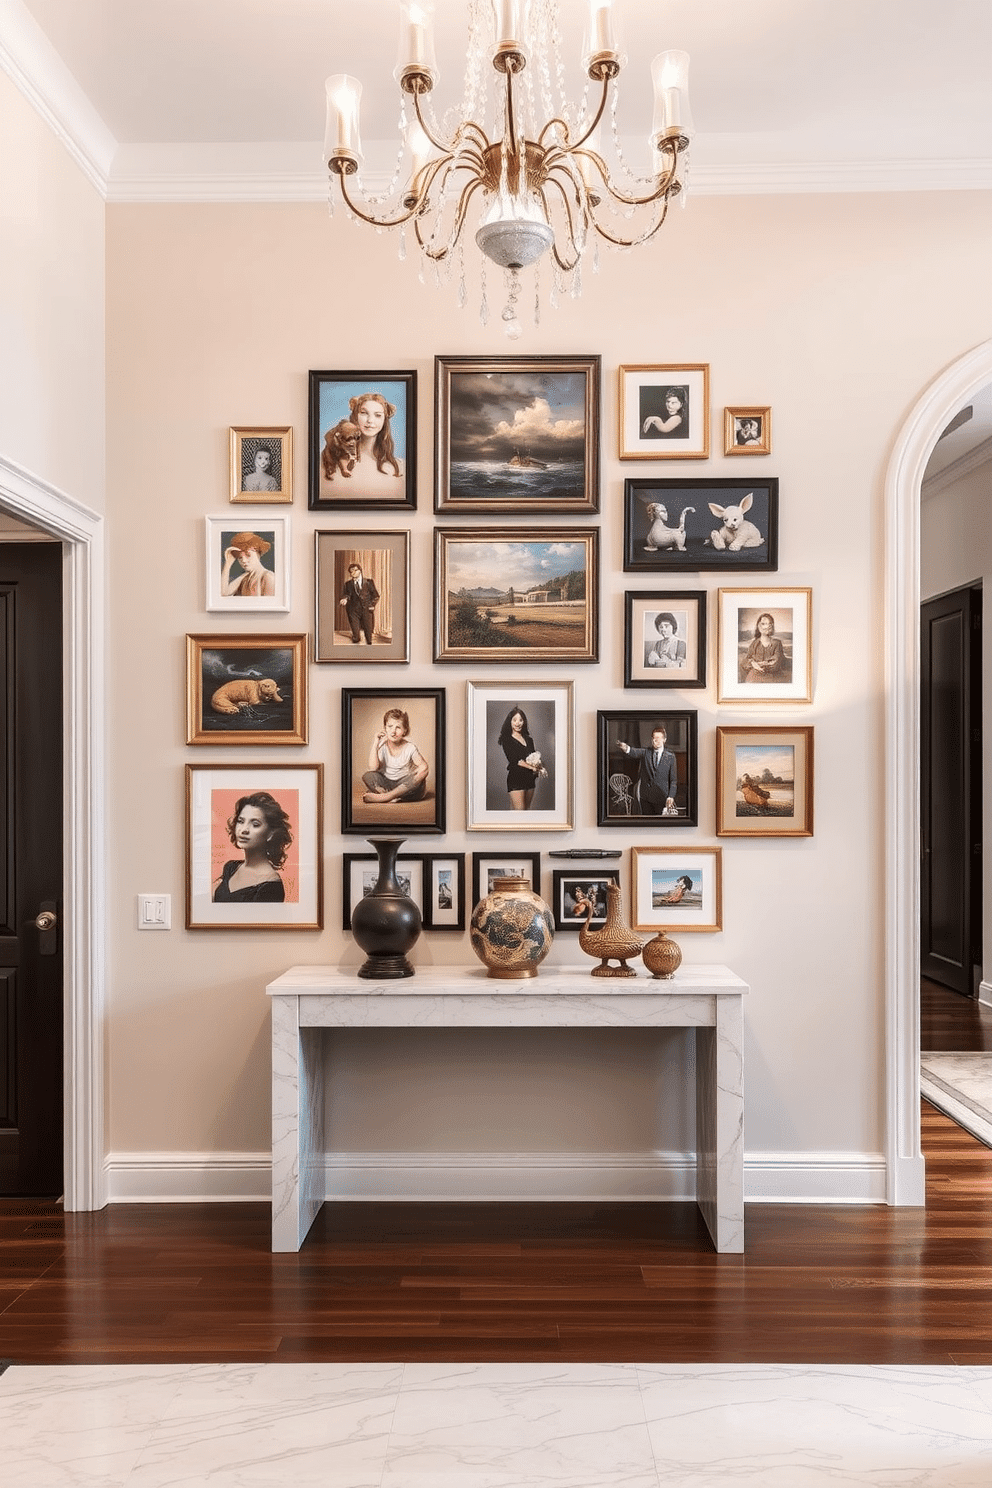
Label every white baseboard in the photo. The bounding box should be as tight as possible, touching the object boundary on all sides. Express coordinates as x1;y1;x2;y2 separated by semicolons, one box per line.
105;1149;886;1206
979;981;992;1008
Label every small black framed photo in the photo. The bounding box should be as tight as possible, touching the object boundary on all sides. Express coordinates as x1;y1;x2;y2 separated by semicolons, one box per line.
434;354;600;514
623;478;779;574
308;370;416;511
551;868;621;932
341;688;445;835
471;851;541;906
425;853;465;931
597;710;698;828
624;590;706;689
342;852;426;931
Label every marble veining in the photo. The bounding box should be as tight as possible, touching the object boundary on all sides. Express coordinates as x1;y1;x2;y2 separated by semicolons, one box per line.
921;1053;992;1150
3;1363;992;1487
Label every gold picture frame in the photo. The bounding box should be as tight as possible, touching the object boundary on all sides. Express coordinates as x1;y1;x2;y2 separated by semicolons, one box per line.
630;845;723;932
186;634;308;746
717;587;813;703
229;426;293;503
618;363;710;460
716;726;814;838
724;406;772;456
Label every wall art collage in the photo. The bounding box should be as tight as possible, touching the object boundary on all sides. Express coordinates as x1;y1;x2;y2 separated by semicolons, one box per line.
186;357;811;934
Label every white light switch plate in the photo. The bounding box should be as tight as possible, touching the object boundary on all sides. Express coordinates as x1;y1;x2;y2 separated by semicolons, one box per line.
138;894;171;929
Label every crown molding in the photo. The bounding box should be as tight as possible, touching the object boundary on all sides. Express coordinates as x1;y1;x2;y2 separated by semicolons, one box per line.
0;0;115;196
921;434;992;501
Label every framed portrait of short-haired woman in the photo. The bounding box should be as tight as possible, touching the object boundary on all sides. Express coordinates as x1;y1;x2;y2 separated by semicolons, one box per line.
624;590;706;688
308;370;416;512
717;587;813;703
229;426;293;503
185;763;323;929
314;529;410;663
341;688;445;835
597;710;699;828
619;364;709;460
466;680;573;832
204;515;290;613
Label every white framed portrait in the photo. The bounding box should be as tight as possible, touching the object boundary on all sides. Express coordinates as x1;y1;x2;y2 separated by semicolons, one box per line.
204;514;290;613
717;587;812;703
466;680;573;832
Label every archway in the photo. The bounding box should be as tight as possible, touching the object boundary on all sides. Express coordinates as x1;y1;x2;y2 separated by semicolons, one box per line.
885;339;992;1204
0;452;105;1210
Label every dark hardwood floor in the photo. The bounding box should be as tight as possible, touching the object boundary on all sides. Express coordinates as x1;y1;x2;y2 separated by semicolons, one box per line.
2;983;990;1367
921;975;992;1051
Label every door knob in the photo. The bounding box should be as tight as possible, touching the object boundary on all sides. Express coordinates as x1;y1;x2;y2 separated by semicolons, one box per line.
34;910;57;931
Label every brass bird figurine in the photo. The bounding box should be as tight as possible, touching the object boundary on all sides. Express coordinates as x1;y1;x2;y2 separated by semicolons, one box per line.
578;881;645;978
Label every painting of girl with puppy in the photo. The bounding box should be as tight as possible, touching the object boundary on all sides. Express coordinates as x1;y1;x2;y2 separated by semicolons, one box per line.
308;370;416;511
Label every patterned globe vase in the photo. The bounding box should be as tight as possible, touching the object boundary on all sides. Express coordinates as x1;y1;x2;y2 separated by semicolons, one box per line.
351;836;422;979
469;874;554;979
642;929;682;980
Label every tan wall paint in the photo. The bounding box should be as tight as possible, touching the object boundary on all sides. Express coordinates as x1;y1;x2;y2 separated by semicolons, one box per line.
0;71;105;510
105;192;992;1160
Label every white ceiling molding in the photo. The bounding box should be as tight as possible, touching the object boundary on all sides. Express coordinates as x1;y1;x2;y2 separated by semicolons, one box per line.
0;0;115;196
921;434;992;501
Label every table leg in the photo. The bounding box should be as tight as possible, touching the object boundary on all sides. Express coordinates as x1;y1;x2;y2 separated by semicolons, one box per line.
271;997;324;1251
695;999;744;1252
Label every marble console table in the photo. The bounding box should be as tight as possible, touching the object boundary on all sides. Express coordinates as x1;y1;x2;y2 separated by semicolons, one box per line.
267;963;748;1254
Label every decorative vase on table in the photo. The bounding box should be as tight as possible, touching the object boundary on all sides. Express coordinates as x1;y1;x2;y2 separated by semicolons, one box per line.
642;929;683;979
351;836;422;979
469;874;554;979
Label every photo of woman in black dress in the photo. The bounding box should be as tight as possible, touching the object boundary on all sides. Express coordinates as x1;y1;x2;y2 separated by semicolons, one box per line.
497;706;545;811
213;791;292;902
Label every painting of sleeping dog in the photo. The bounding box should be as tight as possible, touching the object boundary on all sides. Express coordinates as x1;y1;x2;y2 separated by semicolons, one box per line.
623;478;779;573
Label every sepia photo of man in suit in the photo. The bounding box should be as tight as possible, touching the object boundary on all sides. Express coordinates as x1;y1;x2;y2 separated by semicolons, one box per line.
339;562;379;644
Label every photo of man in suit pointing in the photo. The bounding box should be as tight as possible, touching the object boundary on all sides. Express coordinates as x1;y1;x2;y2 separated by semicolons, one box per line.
619;723;679;815
339;562;380;645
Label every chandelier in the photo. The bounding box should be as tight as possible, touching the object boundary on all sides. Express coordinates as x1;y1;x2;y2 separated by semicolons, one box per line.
324;0;692;335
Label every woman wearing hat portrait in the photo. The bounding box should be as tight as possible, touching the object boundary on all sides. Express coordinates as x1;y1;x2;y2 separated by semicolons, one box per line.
221;530;276;598
319;389;406;502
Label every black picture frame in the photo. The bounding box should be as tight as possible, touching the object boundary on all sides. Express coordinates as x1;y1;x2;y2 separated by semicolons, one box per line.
434;354;600;514
470;851;541;907
597;710;699;828
623;590;707;689
623;478;779;573
342;852;426;930
308;370;417;512
424;853;466;931
341;688;445;835
551;868;622;932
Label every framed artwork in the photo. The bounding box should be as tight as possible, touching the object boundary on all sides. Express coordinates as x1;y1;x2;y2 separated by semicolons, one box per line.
342;852;426;931
716;725;814;837
434;354;600;514
630;846;723;933
471;851;541;905
466;681;574;832
314;529;409;663
597;709;698;828
624;590;706;689
308;370;416;511
204;516;290;612
229;426;293;503
623;479;779;574
618;364;709;460
717;587;813;703
434;528;598;664
186;633;308;745
425;853;466;931
724;406;772;457
551;868;621;932
341;688;445;835
185;763;323;930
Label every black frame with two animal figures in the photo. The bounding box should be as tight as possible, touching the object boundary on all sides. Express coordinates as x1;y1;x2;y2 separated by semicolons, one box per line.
623;478;779;573
308;370;417;512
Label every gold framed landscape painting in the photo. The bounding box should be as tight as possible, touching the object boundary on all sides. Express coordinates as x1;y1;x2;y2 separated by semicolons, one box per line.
716;725;814;838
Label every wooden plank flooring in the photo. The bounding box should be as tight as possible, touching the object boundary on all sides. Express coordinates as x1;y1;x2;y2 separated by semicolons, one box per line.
2;984;991;1366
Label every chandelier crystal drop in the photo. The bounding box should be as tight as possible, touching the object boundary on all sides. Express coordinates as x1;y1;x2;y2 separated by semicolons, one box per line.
324;0;692;335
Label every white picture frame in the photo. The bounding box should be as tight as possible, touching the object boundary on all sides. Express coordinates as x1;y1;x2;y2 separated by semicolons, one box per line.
717;587;812;703
205;514;290;613
466;680;574;832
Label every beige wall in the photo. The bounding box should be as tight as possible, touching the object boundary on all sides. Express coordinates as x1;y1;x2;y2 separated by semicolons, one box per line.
104;191;992;1169
0;71;105;510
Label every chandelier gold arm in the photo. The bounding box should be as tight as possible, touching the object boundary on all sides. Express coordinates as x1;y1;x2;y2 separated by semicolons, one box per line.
537;77;610;155
411;87;490;159
413;176;487;262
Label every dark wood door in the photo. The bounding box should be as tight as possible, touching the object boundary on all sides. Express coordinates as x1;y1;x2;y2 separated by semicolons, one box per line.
0;543;63;1195
920;585;982;995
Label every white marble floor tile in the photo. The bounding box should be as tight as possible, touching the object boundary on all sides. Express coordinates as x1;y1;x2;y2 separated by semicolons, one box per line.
636;1364;992;1486
381;1362;661;1488
921;1053;992;1148
0;1365;189;1488
125;1362;402;1488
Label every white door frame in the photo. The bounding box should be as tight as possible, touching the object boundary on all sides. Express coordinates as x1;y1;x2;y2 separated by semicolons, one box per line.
885;338;992;1205
0;452;105;1210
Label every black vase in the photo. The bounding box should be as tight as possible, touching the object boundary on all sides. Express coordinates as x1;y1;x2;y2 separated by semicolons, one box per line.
351;836;422;979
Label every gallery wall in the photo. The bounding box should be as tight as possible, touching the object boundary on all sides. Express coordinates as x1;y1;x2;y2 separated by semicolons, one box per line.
0;70;105;511
102;189;992;1199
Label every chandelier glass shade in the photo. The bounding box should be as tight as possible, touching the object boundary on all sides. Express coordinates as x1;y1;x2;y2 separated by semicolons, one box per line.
324;0;692;333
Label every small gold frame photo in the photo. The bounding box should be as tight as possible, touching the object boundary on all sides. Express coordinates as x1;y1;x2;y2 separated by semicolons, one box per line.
230;426;293;503
724;406;771;457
